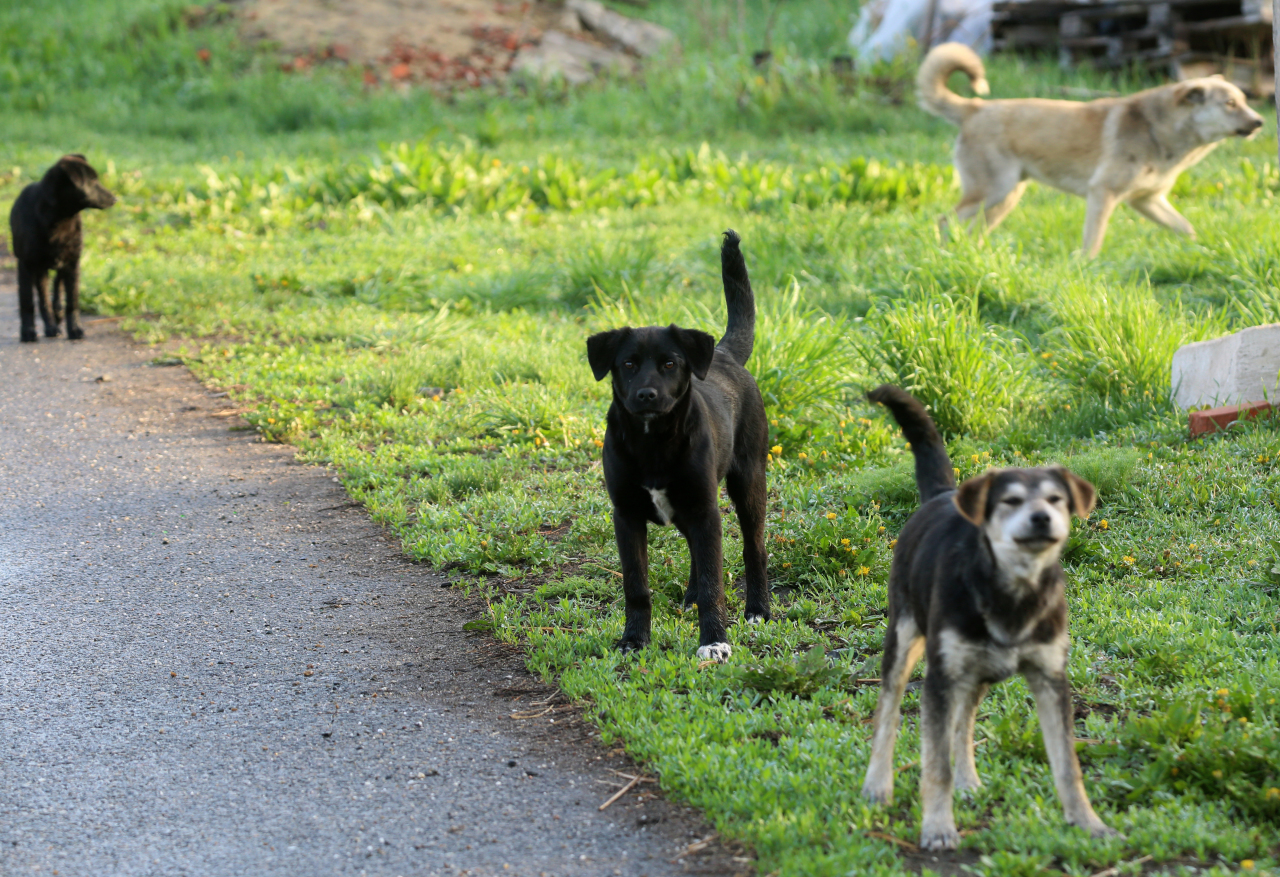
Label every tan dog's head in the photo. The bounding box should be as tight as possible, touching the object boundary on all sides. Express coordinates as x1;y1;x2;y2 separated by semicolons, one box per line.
954;467;1095;587
1176;76;1265;141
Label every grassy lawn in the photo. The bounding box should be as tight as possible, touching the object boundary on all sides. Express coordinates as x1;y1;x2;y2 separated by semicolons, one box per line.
4;1;1280;873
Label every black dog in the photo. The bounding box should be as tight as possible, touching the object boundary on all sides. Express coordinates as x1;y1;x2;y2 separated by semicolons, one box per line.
586;230;770;662
10;155;116;342
861;385;1115;849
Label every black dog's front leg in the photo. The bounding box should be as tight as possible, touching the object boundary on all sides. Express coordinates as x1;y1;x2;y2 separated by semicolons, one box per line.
57;266;83;340
685;511;731;661
34;269;58;338
613;510;651;652
17;264;40;343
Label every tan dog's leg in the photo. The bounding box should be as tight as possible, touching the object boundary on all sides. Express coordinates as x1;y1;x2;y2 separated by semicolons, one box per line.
1082;187;1119;257
951;682;989;793
1128;194;1196;240
919;668;960;850
981;181;1027;232
1023;665;1118;838
861;616;924;804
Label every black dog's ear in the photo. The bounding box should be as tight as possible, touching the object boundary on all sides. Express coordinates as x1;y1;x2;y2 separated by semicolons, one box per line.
953;473;993;526
586;329;628;381
669;326;716;381
1178;84;1206;105
1049;466;1096;519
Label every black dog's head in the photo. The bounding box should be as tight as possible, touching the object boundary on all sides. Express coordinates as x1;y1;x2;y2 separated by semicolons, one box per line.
42;155;117;212
586;325;716;421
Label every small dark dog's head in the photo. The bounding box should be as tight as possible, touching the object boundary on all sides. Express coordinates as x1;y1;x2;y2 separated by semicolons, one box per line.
586;325;716;422
43;155;117;212
954;467;1095;583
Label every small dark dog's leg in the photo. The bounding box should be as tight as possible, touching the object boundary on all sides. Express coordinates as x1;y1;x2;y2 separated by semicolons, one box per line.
17;264;39;343
687;511;730;661
952;681;989;793
862;614;923;804
613;512;651;652
51;272;64;331
35;270;58;338
919;667;960;851
58;266;83;340
681;539;699;611
726;465;770;622
1024;665;1117;838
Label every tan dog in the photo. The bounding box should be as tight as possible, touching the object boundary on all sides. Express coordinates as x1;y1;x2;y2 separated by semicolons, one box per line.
919;43;1265;256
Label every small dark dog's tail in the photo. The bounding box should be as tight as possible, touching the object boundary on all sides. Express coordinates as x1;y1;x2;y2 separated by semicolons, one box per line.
717;229;755;366
868;385;955;502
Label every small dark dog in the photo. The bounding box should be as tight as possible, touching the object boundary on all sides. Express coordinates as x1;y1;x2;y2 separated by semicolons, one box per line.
862;385;1116;849
586;230;769;662
10;155;116;342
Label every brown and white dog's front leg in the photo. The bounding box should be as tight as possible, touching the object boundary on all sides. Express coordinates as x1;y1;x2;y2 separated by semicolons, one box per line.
1024;665;1117;838
919;668;962;850
951;681;989;793
861;615;923;804
613;511;651;652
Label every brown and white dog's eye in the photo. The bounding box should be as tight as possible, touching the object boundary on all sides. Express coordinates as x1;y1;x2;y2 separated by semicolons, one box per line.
664;360;676;370
1047;495;1065;504
1001;496;1023;507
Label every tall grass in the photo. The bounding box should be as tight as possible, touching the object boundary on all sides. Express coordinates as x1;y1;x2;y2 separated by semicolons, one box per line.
856;294;1040;437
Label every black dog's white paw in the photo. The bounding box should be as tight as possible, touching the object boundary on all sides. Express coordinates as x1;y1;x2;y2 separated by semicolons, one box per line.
696;642;732;662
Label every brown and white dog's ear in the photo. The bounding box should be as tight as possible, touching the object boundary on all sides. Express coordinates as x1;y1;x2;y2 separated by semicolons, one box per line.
953;473;993;526
1050;466;1096;519
586;328;629;381
1178;84;1207;105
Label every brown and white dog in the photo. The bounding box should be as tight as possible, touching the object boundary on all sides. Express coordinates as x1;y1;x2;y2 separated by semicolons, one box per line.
860;385;1115;850
918;42;1265;256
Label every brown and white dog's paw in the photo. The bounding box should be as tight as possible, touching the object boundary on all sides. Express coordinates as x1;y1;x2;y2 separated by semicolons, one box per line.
696;642;732;663
860;778;894;806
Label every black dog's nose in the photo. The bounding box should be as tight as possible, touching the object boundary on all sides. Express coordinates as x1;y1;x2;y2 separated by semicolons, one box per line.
635;388;658;404
1030;511;1051;529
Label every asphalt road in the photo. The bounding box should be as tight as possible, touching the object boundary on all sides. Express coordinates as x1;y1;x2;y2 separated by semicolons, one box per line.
0;302;741;877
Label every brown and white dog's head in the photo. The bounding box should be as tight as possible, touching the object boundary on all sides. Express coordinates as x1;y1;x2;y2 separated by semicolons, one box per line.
1175;76;1265;141
954;467;1096;587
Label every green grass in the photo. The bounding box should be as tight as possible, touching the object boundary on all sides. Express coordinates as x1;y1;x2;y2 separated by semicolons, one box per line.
4;1;1280;873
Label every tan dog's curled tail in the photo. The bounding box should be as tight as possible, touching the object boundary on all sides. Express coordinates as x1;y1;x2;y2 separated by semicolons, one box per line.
916;43;989;125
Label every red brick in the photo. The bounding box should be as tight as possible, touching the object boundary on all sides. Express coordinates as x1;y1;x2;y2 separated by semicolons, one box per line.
1188;400;1273;437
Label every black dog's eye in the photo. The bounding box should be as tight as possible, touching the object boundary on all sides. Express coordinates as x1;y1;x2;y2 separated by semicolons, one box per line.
664;360;675;370
1001;496;1024;507
623;360;635;370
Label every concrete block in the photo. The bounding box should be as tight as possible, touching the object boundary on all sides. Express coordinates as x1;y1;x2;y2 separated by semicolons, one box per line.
1171;323;1280;409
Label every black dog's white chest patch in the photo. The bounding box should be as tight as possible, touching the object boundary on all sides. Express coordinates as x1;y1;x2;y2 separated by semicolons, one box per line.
647;488;675;526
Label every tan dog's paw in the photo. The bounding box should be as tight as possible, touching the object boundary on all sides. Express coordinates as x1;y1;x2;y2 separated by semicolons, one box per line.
919;825;960;851
860;780;893;805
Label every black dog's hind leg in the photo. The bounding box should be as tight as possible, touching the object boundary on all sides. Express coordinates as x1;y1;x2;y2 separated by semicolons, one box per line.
51;272;64;332
919;666;960;851
35;269;58;337
726;464;770;622
613;511;651;652
57;266;83;340
17;263;40;343
686;511;731;661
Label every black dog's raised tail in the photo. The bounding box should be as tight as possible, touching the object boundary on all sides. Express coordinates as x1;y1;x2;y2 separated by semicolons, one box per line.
868;385;956;502
718;229;755;366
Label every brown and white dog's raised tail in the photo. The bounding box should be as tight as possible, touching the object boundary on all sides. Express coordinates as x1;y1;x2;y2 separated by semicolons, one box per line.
916;43;990;126
867;385;955;503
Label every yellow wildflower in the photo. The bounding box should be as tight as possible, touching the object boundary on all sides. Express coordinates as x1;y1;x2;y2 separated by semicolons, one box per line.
857;566;871;576
771;445;782;457
841;538;850;545
826;512;837;520
1098;520;1109;530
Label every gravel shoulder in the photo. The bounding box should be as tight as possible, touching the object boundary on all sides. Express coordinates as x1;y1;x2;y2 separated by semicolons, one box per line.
0;293;746;877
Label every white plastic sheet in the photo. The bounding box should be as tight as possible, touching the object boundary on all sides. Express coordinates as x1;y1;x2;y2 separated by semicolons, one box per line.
848;0;994;63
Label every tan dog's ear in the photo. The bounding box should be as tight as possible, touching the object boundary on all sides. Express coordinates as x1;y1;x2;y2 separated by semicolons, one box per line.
1179;84;1206;105
1050;466;1096;519
953;474;993;526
